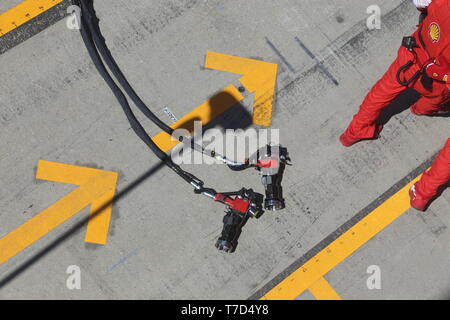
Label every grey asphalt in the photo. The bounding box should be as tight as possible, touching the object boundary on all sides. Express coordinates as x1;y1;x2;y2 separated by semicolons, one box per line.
0;0;448;299
0;0;23;12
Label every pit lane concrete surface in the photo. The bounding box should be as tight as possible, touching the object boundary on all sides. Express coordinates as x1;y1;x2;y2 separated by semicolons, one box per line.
0;0;449;299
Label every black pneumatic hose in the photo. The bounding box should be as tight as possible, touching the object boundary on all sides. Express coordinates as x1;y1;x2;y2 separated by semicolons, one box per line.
79;14;167;161
79;0;174;136
79;0;248;169
78;3;205;187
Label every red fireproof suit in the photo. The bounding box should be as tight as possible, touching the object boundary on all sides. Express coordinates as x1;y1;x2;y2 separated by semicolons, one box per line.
415;138;450;200
344;0;450;140
342;0;450;201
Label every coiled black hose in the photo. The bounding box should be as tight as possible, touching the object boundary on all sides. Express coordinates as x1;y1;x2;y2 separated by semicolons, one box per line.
79;0;174;136
77;0;203;186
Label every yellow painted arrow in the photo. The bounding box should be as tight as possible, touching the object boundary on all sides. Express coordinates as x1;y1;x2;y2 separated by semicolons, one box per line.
152;52;278;151
0;160;118;265
152;84;244;152
205;51;278;127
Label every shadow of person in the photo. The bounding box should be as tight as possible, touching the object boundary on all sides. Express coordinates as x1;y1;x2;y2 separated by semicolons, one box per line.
204;92;253;131
169;91;253;134
376;88;420;125
376;88;450;125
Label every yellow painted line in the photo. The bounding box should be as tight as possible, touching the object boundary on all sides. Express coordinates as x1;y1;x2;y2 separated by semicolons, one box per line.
308;277;342;300
0;161;118;265
0;0;65;36
205;51;278;127
152;84;244;152
261;174;424;300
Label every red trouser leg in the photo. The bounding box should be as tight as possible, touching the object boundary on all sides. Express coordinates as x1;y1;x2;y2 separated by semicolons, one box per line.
347;46;414;139
416;138;450;199
346;46;449;139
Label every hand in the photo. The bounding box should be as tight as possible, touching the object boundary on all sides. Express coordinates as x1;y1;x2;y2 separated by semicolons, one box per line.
425;55;450;83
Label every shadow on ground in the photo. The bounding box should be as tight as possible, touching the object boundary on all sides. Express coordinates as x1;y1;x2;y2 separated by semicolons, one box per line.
376;88;420;125
0;92;255;289
377;88;450;125
0;161;166;289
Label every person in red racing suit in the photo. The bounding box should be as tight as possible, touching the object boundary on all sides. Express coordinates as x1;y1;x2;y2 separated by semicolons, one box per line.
340;0;450;146
340;0;450;211
410;138;450;211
